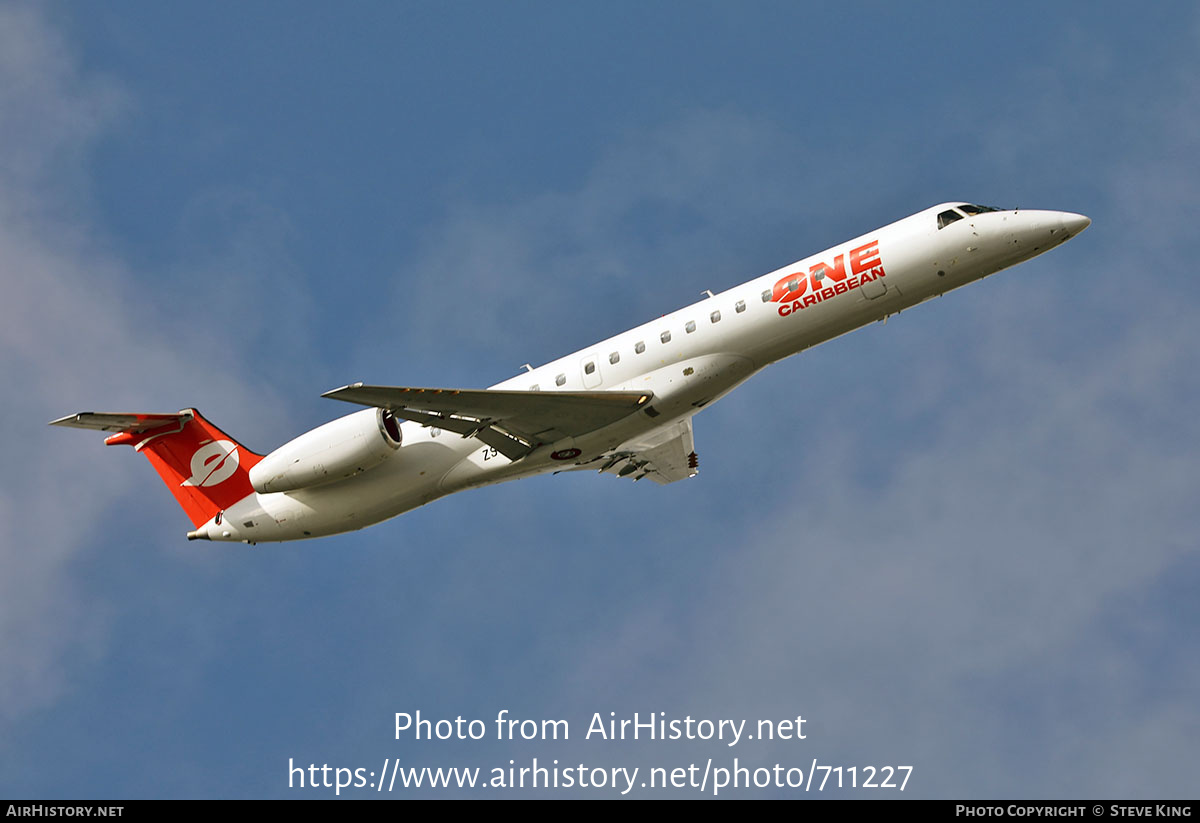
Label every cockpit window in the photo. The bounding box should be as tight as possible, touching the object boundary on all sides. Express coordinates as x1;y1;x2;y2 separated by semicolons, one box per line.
937;210;964;229
958;203;1002;215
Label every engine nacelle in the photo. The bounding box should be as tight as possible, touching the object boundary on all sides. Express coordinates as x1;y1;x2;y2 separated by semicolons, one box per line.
249;407;402;494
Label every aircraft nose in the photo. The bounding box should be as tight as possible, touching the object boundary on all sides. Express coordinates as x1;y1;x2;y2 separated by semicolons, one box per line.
1060;212;1091;236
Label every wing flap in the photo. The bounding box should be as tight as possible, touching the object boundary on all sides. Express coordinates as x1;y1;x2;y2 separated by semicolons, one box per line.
575;417;699;485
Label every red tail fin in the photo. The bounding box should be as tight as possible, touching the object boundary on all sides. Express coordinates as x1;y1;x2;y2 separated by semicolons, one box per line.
51;409;263;528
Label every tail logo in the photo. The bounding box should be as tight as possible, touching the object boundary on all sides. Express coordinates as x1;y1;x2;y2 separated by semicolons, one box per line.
181;439;240;488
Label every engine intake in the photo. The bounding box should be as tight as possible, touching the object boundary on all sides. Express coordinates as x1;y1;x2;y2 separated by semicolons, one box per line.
249;407;401;494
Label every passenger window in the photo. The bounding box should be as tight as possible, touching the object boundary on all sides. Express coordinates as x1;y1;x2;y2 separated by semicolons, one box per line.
710;310;721;323
937;210;963;229
761;289;771;302
529;384;539;391
685;320;696;333
555;374;566;386
735;300;746;313
660;330;672;344
635;341;645;354
787;278;799;291
609;352;619;364
584;361;595;375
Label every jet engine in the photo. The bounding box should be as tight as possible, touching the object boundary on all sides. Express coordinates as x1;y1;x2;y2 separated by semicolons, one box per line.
249;407;402;494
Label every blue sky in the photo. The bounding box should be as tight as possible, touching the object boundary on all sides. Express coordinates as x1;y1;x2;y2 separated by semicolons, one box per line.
2;1;1198;798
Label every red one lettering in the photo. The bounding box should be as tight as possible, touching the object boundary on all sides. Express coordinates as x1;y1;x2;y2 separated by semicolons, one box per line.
772;272;809;303
809;254;846;283
849;240;881;275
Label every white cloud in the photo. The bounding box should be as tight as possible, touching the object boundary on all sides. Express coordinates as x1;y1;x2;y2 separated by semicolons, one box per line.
359;109;874;386
3;5;1197;798
544;150;1200;803
459;39;1200;795
0;6;289;724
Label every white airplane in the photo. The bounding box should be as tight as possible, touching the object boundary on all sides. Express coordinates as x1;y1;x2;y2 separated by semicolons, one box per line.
53;202;1090;543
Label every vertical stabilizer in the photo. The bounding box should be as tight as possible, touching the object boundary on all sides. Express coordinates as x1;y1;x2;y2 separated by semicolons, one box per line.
50;409;263;528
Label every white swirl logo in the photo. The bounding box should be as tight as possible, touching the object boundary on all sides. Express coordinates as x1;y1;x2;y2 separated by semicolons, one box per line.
180;440;240;487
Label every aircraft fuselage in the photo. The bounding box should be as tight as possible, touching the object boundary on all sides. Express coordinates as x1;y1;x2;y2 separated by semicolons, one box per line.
57;203;1086;543
189;203;1088;543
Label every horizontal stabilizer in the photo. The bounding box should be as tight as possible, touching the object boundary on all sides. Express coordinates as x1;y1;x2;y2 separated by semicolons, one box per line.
49;411;189;437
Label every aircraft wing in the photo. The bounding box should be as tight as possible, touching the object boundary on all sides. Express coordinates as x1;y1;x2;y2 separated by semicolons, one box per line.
573;416;699;485
321;383;654;461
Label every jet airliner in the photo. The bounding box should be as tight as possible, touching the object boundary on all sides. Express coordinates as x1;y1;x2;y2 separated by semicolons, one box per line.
52;202;1090;543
